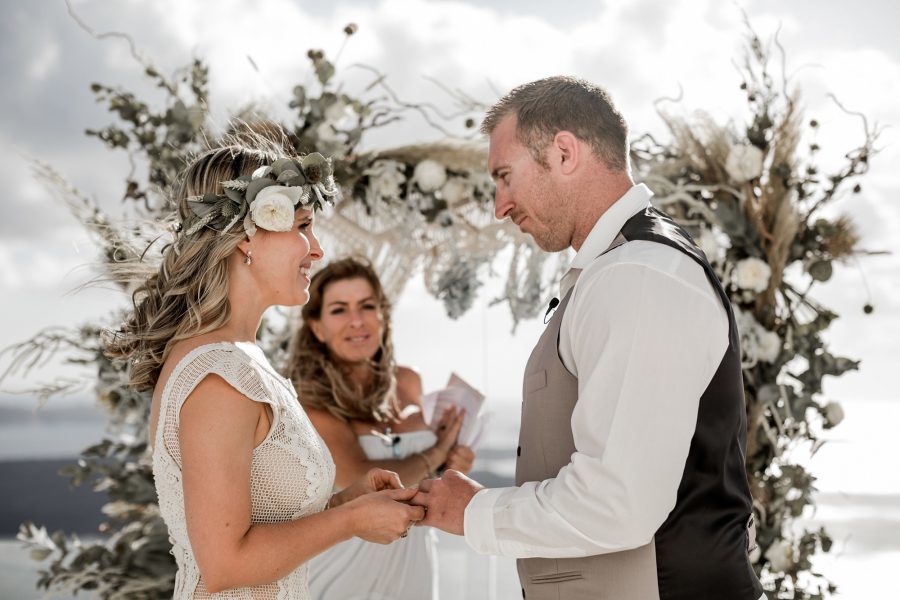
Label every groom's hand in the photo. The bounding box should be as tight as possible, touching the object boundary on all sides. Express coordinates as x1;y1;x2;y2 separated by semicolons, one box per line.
409;469;484;536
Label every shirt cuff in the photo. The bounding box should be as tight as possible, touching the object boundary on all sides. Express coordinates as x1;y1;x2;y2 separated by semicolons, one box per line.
463;487;507;555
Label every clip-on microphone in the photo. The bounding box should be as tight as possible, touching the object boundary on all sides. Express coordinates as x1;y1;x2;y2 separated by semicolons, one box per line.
544;297;560;324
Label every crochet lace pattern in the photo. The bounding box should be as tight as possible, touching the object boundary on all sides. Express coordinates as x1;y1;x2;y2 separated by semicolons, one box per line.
152;342;335;599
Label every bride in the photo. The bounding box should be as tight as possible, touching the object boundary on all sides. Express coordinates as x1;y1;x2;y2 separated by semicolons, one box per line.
104;130;423;599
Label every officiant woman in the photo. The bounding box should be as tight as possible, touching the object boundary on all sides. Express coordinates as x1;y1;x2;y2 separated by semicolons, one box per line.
285;257;475;600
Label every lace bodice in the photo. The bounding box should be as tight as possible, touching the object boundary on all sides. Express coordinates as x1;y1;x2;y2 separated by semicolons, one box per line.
152;342;335;599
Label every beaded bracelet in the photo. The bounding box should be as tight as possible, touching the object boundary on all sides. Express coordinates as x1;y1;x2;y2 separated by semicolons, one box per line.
415;451;436;478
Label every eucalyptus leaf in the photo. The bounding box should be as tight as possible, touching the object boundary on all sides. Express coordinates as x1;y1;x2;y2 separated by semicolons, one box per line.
30;547;54;561
277;169;300;183
286;174;307;187
807;259;833;282
316;60;336;85
270;158;296;176
245;178;276;204
223;187;244;204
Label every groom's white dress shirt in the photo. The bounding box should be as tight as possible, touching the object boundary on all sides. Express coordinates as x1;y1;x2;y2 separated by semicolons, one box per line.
464;183;730;558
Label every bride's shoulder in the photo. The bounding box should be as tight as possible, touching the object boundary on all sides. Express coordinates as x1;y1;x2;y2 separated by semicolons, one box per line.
162;339;236;374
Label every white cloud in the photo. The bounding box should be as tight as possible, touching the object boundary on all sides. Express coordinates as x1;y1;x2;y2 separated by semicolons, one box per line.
2;0;898;403
0;231;99;290
27;39;60;81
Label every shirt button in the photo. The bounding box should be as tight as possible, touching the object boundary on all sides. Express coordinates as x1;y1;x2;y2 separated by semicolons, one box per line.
517;446;521;456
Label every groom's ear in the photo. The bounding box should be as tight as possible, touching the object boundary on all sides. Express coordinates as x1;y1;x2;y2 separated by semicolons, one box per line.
552;130;579;176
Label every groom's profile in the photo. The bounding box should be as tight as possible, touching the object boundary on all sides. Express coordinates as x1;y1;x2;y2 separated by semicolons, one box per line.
411;76;765;600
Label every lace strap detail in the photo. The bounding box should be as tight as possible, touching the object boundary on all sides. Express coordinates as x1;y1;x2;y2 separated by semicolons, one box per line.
157;342;281;465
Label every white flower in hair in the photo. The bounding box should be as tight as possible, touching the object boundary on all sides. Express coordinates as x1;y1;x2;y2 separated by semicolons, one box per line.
412;159;447;193
249;186;302;233
725;144;765;182
734;257;771;293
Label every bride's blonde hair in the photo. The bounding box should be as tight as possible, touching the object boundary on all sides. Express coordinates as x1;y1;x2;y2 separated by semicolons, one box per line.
105;126;294;390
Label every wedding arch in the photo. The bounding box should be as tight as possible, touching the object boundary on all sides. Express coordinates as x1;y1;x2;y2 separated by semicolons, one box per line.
3;18;879;600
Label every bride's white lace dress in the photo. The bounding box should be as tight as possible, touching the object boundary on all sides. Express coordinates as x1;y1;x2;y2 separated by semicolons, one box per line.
152;342;335;599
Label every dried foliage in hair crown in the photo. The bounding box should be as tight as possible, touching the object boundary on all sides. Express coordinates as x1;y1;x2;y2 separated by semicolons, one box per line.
182;152;339;237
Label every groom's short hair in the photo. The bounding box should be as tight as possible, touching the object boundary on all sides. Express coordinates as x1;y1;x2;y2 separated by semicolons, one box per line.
481;76;629;172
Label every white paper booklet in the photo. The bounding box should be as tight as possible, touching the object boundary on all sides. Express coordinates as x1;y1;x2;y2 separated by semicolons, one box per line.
421;373;491;450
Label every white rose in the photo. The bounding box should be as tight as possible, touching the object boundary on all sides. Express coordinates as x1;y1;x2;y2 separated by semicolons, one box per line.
764;539;794;572
365;159;406;199
249;186;302;232
824;401;845;427
440;177;472;205
725;144;765;182
734;257;772;293
412;159;447;193
756;329;782;363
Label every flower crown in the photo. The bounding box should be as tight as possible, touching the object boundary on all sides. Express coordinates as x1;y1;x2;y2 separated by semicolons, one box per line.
182;152;340;237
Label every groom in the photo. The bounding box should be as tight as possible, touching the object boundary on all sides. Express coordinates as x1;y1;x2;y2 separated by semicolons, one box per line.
411;76;764;600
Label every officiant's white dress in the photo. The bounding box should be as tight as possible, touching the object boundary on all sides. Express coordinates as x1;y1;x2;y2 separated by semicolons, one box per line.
308;430;439;600
152;342;336;599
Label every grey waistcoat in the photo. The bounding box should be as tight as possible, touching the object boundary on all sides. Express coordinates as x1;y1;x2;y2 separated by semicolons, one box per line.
515;207;763;600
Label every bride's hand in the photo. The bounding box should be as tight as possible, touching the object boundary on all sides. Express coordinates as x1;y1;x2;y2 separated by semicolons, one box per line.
330;468;403;508
346;488;426;544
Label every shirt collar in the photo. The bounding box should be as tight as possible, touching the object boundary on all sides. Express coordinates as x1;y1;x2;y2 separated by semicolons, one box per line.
560;183;653;297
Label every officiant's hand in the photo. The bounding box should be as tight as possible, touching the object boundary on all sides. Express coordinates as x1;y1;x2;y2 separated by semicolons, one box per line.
410;470;483;536
434;407;465;454
445;445;475;474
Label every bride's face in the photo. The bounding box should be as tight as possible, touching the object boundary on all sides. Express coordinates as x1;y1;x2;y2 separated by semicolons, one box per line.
309;277;385;364
243;209;324;307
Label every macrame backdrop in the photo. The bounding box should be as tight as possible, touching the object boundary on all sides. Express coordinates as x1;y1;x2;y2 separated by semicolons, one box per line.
2;16;881;600
321;142;568;322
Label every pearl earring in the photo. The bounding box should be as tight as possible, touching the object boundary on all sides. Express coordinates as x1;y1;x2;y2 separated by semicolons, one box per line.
244;250;252;266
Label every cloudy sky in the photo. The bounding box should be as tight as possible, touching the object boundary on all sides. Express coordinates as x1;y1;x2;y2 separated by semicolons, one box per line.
1;0;898;405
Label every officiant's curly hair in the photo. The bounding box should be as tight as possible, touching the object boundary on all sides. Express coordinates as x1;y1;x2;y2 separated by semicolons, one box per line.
103;121;297;390
285;257;400;423
480;75;630;172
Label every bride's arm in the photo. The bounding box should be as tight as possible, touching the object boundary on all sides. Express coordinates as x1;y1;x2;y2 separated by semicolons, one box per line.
180;374;422;594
